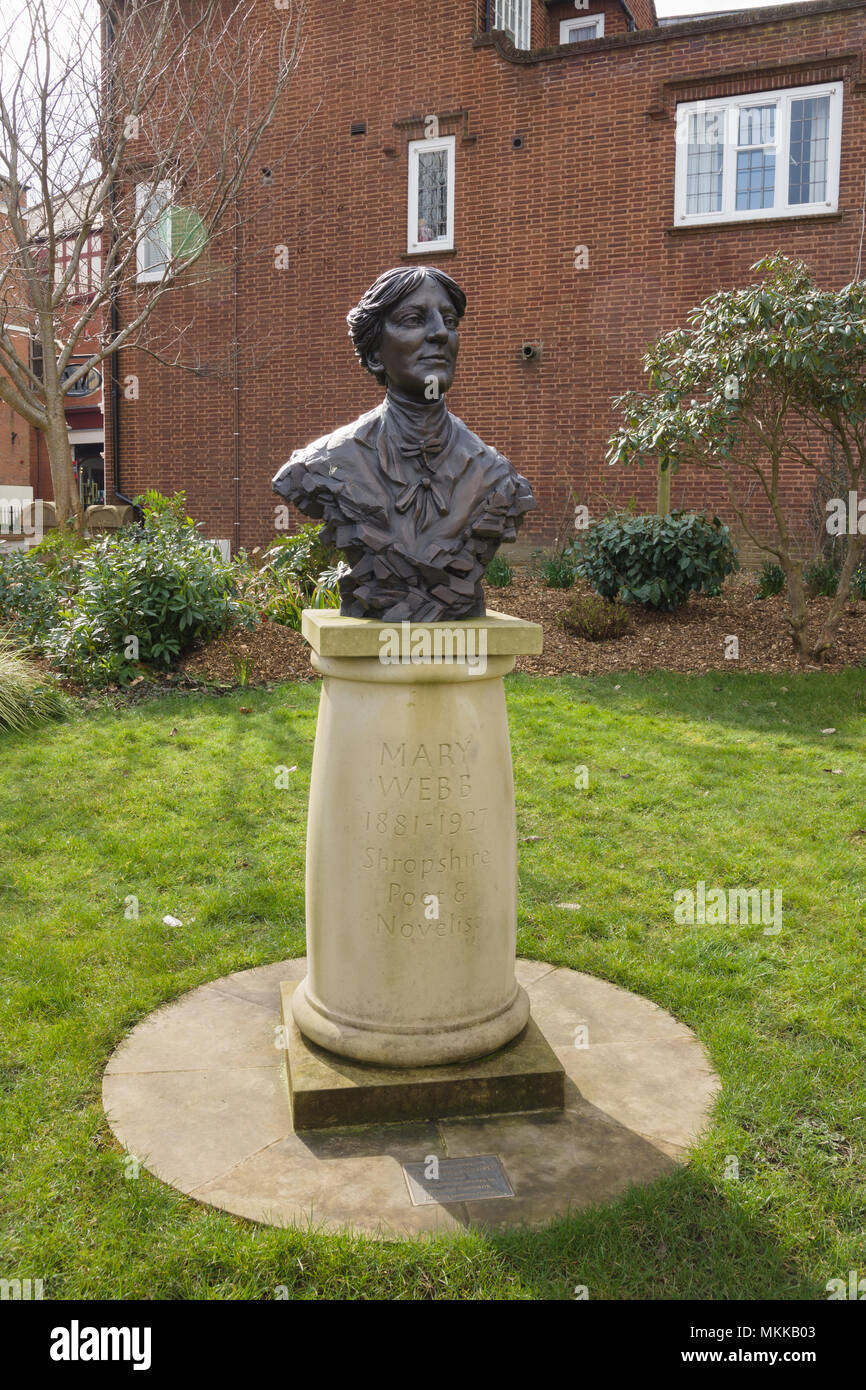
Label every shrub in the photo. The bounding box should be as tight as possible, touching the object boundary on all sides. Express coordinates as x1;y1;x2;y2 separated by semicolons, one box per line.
135;489;192;526
803;559;839;598
756;561;786;599
0;633;66;731
607;255;866;659
852;565;866;600
559;594;630;642
44;504;252;684
485;554;513;588
575;511;737;611
250;524;344;630
263;523;340;597
256;568;341;631
0;543;83;645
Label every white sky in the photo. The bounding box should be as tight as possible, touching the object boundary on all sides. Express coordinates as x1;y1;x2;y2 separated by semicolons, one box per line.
656;0;817;15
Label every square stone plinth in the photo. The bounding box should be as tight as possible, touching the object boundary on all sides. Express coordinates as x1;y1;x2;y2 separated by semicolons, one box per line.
281;982;565;1130
301;608;543;658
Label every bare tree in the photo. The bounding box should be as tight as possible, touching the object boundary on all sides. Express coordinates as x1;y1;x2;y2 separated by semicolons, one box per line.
0;0;303;529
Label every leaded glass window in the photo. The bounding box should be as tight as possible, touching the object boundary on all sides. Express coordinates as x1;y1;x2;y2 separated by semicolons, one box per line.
416;148;448;243
735;105;776;211
675;83;841;225
788;95;830;205
686;111;723;215
407;137;454;253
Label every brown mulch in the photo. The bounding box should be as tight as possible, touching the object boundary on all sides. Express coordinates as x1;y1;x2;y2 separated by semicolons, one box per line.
500;571;866;676
175;571;865;685
178;618;314;685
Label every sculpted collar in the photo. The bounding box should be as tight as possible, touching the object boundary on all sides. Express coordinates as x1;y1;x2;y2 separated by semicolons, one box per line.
377;388;458;526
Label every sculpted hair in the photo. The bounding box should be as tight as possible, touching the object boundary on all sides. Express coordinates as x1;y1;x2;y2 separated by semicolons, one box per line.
347;267;467;385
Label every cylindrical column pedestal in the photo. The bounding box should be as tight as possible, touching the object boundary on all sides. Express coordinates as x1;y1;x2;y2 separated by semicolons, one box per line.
292;612;542;1067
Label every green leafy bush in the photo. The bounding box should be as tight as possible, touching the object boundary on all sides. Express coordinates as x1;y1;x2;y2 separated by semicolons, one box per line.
575;511;737;611
135;489;193;527
485;554;513;588
852;565;866;600
756;561;786;599
256;568;341;631
44;505;252;684
0;633;66;731
804;559;839;598
559;594;630;641
264;524;340;594
0;543;84;645
250;524;344;630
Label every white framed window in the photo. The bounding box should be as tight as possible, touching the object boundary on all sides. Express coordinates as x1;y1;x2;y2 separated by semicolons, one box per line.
674;82;842;226
407;136;455;254
135;180;172;282
493;0;531;52
560;15;605;43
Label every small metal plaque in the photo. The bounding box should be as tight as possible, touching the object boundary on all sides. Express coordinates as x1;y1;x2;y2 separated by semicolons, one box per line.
403;1155;514;1206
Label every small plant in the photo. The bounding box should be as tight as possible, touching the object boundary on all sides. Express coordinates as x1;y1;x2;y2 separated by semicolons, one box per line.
229;651;255;687
851;565;866;600
310;578;342;612
804;559;839;598
756;561;786;599
539;551;576;590
485;554;513;588
0;633;66;731
134;489;193;527
559;594;630;642
575;511;737;611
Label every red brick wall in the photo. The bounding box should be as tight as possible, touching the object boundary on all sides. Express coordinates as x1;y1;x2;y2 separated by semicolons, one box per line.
109;0;866;558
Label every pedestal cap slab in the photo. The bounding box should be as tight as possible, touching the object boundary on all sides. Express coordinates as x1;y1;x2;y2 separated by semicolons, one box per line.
301;608;543;658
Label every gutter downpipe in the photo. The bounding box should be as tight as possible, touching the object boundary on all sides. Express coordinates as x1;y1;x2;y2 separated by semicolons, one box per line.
232;166;241;555
103;4;138;520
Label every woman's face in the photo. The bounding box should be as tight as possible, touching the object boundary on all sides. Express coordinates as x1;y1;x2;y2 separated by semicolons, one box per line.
368;278;460;400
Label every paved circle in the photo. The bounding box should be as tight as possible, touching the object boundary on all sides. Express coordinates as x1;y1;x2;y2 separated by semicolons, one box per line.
102;958;720;1237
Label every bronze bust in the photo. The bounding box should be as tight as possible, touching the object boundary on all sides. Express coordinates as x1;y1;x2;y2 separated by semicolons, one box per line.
272;267;535;621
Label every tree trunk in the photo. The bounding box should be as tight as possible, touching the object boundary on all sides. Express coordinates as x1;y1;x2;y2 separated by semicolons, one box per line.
809;532;866;662
657;461;672;516
781;556;811;662
43;404;83;534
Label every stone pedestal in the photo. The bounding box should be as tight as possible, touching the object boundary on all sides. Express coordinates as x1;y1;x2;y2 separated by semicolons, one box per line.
281;981;565;1130
291;609;543;1069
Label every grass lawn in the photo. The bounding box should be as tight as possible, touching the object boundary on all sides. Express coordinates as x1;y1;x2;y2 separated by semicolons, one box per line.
1;670;865;1300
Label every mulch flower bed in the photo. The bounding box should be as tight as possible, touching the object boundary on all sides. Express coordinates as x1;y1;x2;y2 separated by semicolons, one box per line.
176;571;865;686
178;618;314;686
500;572;866;676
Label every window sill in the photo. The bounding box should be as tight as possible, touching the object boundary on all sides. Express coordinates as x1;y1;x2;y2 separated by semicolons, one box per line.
666;210;844;235
401;247;458;259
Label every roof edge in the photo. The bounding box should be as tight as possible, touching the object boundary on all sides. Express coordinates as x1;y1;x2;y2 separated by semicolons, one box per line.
479;0;866;62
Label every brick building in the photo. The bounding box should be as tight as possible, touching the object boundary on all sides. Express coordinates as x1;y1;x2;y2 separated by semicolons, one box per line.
29;187;107;511
108;0;866;555
0;180;37;529
0;181;106;521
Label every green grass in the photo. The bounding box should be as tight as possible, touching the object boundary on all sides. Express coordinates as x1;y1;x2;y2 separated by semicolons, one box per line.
1;670;865;1299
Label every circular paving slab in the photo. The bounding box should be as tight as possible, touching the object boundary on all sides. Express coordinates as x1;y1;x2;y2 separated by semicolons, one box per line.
102;958;720;1237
